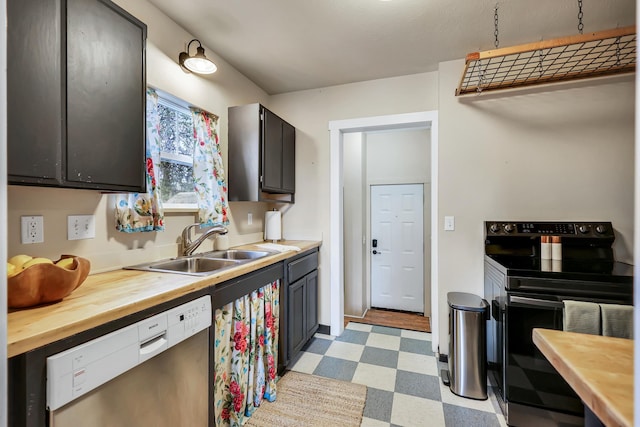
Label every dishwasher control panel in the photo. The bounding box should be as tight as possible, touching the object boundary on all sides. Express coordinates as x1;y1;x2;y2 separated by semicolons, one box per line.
47;295;211;411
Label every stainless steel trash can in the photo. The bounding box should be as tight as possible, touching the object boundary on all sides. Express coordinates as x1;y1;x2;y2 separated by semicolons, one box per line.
447;292;489;400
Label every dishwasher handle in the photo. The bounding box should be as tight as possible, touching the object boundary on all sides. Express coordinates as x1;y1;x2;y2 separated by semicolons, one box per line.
139;333;168;362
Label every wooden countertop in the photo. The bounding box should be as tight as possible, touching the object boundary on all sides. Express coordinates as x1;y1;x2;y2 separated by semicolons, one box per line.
7;240;320;358
532;328;634;427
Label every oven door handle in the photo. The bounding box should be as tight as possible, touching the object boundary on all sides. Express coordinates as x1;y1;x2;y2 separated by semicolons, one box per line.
491;299;500;321
510;295;564;309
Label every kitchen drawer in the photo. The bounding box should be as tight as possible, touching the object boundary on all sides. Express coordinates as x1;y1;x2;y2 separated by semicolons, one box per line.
287;251;318;284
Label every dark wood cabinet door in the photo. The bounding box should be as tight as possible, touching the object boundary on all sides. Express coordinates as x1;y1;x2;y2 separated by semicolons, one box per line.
288;278;306;359
7;0;63;185
281;120;295;193
66;0;146;191
305;270;319;339
261;108;283;192
229;103;295;201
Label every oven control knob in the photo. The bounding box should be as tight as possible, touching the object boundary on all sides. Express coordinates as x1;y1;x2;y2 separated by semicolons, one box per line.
578;225;590;234
489;224;500;233
504;224;514;233
595;225;607;234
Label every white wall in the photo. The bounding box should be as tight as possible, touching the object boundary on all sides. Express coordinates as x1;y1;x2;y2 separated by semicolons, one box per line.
366;128;431;185
7;0;271;273
436;59;635;354
270;72;439;326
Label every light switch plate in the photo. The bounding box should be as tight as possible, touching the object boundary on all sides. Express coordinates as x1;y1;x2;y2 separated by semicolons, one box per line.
68;215;96;240
21;215;44;244
444;216;455;231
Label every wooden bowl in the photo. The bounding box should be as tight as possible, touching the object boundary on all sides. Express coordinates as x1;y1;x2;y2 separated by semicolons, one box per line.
8;255;91;308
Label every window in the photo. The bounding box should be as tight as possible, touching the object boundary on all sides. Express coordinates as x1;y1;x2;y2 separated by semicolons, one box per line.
156;92;197;210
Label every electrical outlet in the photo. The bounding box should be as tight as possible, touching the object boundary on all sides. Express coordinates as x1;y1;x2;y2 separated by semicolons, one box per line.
68;215;96;240
248;213;253;225
21;216;44;244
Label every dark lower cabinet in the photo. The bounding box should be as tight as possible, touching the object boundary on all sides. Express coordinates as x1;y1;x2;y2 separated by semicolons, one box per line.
7;0;147;192
288;278;306;356
284;249;319;366
305;270;318;338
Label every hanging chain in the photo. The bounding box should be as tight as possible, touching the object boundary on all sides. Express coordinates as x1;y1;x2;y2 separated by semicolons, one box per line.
476;63;484;94
538;50;544;75
477;3;499;93
577;0;584;34
494;4;499;49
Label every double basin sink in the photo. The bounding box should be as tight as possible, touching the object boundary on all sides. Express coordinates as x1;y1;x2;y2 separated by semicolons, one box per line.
124;249;276;276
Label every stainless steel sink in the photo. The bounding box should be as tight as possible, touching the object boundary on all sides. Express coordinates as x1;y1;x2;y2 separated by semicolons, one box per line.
124;249;276;276
201;249;274;260
148;257;241;274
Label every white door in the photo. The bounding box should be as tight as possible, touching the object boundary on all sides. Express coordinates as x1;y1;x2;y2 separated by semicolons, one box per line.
370;184;424;312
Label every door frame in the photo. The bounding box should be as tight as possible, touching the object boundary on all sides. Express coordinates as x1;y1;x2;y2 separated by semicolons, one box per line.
329;111;439;353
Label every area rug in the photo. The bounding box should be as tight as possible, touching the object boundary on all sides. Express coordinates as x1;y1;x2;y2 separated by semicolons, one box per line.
245;371;367;427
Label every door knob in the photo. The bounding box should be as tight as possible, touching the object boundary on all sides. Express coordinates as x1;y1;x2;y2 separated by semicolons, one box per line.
372;250;379;255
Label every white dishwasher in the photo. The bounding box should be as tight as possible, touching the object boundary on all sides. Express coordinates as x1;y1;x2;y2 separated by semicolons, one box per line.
47;295;211;427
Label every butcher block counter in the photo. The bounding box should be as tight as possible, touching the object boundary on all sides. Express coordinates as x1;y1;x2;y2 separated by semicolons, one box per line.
7;240;320;358
532;328;633;427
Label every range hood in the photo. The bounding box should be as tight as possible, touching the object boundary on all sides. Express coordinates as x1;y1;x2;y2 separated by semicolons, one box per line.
456;26;636;96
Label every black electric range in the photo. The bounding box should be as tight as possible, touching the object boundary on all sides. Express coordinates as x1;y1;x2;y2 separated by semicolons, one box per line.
483;221;633;426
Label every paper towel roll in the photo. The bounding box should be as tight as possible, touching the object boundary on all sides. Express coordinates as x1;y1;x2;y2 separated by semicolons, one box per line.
264;210;282;242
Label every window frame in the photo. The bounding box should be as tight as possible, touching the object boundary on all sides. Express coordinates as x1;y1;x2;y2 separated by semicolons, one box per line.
155;90;198;212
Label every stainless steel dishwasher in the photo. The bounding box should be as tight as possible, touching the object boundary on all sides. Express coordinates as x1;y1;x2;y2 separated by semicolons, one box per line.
46;295;211;427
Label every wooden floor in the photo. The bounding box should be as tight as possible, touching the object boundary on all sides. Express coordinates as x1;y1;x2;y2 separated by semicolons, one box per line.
344;308;431;333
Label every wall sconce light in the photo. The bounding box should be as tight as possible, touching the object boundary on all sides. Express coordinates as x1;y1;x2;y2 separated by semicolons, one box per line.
179;39;217;74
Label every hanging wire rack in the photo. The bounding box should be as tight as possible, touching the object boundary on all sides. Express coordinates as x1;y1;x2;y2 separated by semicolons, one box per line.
455;26;636;96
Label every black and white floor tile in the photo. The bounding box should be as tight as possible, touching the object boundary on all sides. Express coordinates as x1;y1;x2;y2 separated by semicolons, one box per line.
289;322;506;427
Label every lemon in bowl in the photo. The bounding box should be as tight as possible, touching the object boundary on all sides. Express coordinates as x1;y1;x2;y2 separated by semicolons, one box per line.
7;255;91;308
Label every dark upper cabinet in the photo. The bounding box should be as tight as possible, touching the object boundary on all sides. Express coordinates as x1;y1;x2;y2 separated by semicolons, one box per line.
7;0;62;185
281;121;296;193
262;108;283;192
228;103;295;203
7;0;147;192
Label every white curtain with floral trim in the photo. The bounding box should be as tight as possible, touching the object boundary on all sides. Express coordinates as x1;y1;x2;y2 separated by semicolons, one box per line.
191;108;229;227
114;88;165;232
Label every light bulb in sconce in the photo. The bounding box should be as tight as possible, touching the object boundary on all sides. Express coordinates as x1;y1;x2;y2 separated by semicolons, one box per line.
179;39;217;74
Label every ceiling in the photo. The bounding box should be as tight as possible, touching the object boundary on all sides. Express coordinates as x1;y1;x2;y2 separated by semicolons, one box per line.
147;0;635;95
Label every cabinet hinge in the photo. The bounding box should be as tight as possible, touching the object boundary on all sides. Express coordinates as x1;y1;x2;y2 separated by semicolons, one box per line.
260;175;263;183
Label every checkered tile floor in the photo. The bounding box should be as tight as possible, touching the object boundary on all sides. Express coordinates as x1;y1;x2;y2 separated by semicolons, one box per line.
288;322;506;427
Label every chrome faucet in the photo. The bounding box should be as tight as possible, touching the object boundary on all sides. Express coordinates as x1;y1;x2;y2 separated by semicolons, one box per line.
181;224;228;256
